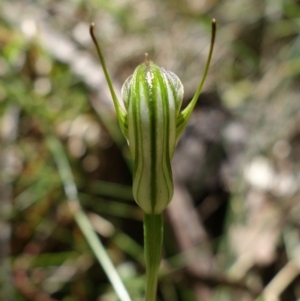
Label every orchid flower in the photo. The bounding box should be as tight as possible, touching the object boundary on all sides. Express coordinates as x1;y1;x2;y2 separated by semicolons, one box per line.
90;20;216;301
90;20;216;214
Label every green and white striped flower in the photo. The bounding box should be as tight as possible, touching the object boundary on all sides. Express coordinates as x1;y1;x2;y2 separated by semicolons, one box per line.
121;57;183;213
90;21;216;214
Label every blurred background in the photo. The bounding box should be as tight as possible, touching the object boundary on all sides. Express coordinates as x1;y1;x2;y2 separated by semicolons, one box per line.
1;0;300;300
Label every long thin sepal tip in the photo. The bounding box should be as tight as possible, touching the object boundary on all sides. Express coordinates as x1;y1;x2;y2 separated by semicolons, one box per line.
211;19;216;46
176;17;217;139
90;23;96;40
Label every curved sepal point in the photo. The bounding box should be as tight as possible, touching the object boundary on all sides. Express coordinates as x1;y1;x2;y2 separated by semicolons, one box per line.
176;19;216;141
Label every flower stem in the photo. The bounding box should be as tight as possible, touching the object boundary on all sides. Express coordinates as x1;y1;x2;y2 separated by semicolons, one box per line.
144;213;163;301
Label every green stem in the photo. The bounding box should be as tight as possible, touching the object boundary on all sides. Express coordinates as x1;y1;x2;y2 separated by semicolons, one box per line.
144;213;163;301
